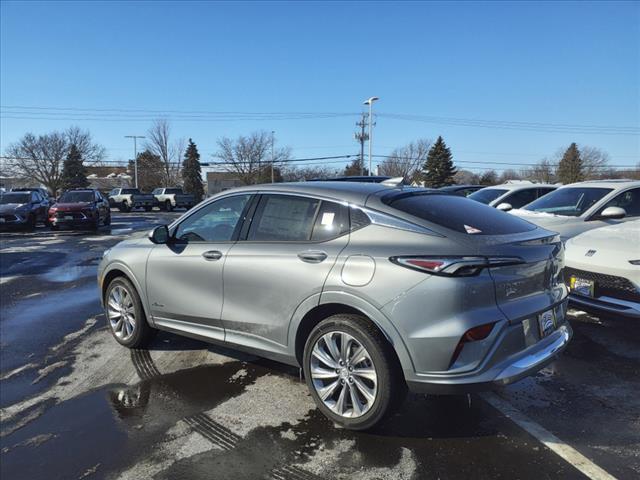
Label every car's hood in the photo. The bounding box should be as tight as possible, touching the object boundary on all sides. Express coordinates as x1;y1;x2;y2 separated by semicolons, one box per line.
53;202;93;211
509;209;576;226
0;203;27;213
567;220;640;256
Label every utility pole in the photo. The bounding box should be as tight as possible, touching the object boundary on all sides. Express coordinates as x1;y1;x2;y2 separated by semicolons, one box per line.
363;97;379;176
271;131;275;183
354;112;369;176
124;135;145;189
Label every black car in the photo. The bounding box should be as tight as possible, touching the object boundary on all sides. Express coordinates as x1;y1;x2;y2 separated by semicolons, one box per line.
0;190;50;230
49;189;111;230
11;187;52;207
439;184;483;197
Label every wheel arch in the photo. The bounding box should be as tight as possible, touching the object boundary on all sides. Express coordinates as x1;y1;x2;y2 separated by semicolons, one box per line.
101;263;153;326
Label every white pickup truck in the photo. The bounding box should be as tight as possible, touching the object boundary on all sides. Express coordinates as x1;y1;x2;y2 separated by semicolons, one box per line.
152;188;196;211
108;188;156;212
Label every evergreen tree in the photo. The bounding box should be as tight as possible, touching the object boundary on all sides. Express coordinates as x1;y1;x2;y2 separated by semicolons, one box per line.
343;158;368;176
128;150;164;192
60;144;89;190
556;143;583;184
421;136;457;187
181;139;205;202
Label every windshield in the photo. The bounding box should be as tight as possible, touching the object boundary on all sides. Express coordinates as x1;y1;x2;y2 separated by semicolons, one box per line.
59;191;94;203
468;188;507;204
523;187;612;217
0;193;30;204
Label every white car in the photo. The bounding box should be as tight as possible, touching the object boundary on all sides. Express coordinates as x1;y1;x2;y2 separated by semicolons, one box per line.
468;181;557;211
510;180;640;240
564;221;640;318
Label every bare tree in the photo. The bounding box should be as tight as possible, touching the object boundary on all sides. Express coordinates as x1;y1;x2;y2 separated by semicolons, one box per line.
146;119;184;187
4;127;105;195
378;139;431;183
214;131;291;185
522;158;555;183
453;169;480;185
282;165;339;182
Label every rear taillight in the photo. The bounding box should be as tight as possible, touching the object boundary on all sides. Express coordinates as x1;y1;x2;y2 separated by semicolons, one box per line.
390;256;524;277
450;322;496;367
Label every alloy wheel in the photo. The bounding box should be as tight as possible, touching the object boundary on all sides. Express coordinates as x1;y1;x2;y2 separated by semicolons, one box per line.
310;331;378;418
107;285;136;340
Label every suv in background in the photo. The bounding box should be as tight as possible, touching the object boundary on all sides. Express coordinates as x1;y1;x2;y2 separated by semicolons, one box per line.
469;182;557;211
11;187;52;208
49;189;111;230
0;190;49;229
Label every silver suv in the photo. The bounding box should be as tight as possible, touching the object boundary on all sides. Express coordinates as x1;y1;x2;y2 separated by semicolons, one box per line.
98;182;571;430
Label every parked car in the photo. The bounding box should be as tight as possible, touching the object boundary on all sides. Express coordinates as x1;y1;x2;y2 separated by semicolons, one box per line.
49;189;111;230
151;188;196;211
564;221;640;318
308;175;394;183
99;182;571;430
108;188;156;212
439;184;483;197
0;190;49;230
510;180;640;240
12;187;52;208
469;182;557;211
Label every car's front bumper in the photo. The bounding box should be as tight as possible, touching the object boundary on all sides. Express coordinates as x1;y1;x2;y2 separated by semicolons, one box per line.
406;323;572;394
0;213;30;228
569;293;640;319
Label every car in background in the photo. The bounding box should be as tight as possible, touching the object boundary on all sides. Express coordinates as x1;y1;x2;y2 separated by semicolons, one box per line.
12;187;52;208
308;175;395;183
0;190;49;230
439;184;483;197
510;180;640;240
564;221;640;318
49;189;111;230
108;188;156;212
99;182;570;430
469;182;557;211
151;187;196;211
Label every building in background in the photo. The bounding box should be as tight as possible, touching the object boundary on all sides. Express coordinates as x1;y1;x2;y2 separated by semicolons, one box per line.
206;171;243;197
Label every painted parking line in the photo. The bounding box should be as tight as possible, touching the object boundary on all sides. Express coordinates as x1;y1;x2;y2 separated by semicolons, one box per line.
481;392;617;480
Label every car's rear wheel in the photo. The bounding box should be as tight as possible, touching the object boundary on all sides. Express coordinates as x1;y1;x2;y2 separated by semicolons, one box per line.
105;277;155;348
144;206;152;212
119;201;130;213
164;200;173;212
303;314;405;430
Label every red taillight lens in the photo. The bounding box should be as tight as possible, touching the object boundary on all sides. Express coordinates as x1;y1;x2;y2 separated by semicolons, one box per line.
405;259;445;271
450;322;495;368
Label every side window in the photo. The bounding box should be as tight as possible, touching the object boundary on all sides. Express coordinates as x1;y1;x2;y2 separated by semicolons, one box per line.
31;192;39;202
110;189;118;196
248;195;320;242
505;188;537;209
175;194;251;242
598;188;640;217
311;201;350;241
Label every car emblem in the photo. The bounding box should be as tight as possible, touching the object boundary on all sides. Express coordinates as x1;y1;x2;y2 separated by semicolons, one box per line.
585;249;596;257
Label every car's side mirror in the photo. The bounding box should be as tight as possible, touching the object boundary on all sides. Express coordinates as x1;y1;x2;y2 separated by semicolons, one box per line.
599;206;626;220
149;225;169;244
496;202;513;212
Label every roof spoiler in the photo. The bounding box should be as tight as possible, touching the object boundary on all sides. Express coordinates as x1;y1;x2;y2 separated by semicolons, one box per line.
381;177;405;187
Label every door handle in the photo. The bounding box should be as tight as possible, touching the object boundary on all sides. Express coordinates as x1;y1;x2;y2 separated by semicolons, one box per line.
202;250;223;261
297;251;328;264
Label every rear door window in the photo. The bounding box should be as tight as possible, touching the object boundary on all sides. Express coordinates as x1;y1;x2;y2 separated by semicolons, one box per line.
468;188;507;204
248;195;320;242
311;201;350;241
597;188;640;217
503;188;537;209
386;193;536;235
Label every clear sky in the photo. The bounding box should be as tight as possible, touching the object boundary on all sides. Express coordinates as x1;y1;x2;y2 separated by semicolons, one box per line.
1;0;639;174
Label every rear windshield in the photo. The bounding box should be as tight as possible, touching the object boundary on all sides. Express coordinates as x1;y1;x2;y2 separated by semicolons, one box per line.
0;193;30;204
468;188;507;204
523;187;612;217
386;193;536;235
59;191;94;203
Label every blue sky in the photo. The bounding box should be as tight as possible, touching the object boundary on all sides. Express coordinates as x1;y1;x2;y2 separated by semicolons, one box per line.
1;0;638;173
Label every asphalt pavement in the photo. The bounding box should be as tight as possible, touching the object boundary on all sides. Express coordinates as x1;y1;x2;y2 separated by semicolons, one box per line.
0;211;638;480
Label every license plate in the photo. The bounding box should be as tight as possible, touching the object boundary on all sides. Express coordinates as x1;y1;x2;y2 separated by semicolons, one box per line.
570;276;594;297
0;218;4;223
64;215;74;220
538;310;556;338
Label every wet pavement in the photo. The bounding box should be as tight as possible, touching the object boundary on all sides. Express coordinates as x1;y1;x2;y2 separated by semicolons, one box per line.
1;212;638;479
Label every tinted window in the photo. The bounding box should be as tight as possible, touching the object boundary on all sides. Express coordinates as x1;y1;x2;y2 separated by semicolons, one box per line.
152;188;162;194
248;195;320;241
523;187;612;217
468;188;507;204
0;193;30;204
166;188;182;194
504;188;537;209
311;202;349;241
175;194;250;242
536;188;555;199
350;208;371;231
387;194;536;235
121;189;140;195
597;188;640;217
59;191;94;203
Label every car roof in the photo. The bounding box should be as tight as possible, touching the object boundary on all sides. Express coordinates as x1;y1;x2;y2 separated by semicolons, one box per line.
308;175;392;183
439;184;482;191
481;182;556;192
559;179;640;189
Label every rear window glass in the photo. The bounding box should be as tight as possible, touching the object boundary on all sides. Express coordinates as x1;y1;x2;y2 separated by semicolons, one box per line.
468;188;507;204
387;194;536;235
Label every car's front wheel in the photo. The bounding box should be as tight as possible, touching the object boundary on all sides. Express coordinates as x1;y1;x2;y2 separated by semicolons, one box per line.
105;277;155;348
303;314;405;430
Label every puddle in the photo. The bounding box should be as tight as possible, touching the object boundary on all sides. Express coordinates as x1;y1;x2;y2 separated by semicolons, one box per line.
39;264;96;283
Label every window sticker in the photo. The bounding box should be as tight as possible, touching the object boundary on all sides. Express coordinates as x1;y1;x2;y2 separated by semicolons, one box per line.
464;224;482;234
321;212;335;226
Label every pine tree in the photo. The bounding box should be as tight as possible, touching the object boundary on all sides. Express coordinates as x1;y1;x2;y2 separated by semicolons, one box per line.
128;150;164;192
343;158;368;176
556;143;583;184
181;139;205;202
60;144;89;190
421;136;457;187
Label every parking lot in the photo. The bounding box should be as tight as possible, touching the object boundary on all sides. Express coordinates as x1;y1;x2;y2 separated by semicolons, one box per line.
0;211;638;480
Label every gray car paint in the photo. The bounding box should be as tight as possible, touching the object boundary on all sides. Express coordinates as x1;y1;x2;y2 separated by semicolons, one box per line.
98;182;571;393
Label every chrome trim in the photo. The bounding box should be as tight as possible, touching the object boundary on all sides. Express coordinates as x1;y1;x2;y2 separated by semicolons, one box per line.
358;207;442;236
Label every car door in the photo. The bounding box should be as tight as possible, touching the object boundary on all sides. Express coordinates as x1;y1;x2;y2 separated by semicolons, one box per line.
146;193;253;341
31;192;46;221
221;194;350;350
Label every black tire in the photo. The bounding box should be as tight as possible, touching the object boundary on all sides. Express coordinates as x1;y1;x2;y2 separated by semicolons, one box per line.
164;200;173;212
104;276;156;349
119;201;131;213
104;212;111;226
26;214;36;230
144;206;152;212
302;314;406;431
91;213;100;230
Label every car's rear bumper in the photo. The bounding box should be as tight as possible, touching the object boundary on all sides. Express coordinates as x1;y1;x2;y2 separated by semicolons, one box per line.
569;293;640;319
406;323;572;394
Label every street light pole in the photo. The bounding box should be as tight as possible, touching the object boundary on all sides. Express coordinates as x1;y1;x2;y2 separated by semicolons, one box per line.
125;135;145;189
271;131;275;183
363;97;379;176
